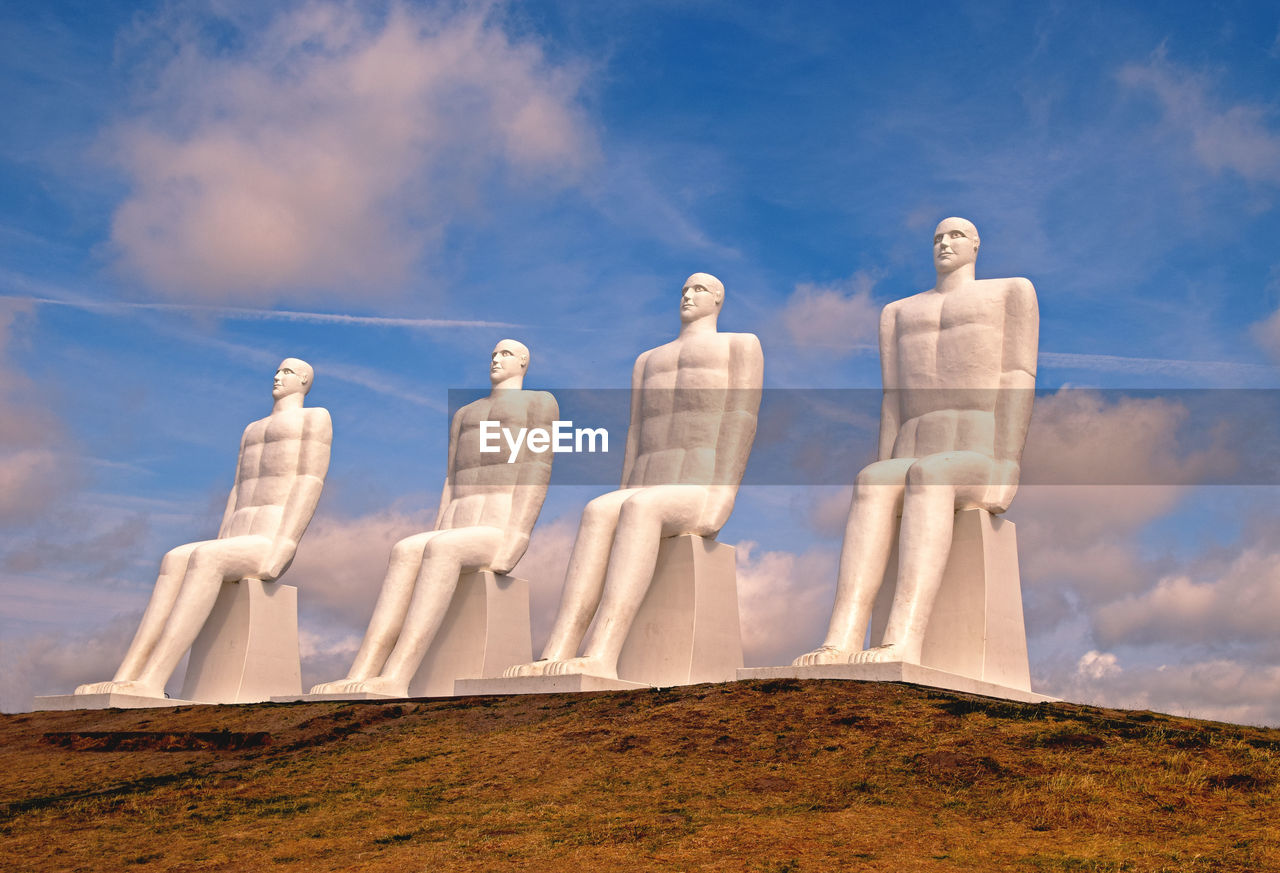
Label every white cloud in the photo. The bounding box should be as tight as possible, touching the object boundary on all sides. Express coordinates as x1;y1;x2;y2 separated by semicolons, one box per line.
1095;546;1280;649
1047;653;1280;727
108;2;595;301
1076;649;1120;680
1249;266;1280;363
0;301;75;521
1118;52;1280;185
781;271;880;351
734;540;837;667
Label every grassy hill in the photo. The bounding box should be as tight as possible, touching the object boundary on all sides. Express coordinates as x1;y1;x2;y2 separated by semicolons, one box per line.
2;680;1278;871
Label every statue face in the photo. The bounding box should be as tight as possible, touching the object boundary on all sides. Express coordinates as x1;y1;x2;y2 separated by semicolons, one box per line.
272;359;308;399
933;218;979;274
680;277;720;324
490;340;528;383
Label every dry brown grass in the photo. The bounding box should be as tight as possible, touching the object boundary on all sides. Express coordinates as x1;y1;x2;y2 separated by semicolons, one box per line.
2;680;1278;871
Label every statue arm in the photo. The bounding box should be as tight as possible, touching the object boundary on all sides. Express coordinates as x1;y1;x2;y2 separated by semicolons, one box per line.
490;392;559;574
989;279;1039;508
433;406;465;531
877;303;901;462
619;351;649;488
262;409;333;581
216;429;249;539
704;333;764;531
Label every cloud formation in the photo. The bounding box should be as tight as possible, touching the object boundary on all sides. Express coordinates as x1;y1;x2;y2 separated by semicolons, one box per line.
781;271;880;352
0;302;73;521
1118;52;1280;185
109;2;594;301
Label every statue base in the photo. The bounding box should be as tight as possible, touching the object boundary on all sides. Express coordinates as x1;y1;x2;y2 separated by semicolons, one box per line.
33;692;201;711
454;673;648;696
35;578;300;710
869;509;1032;690
741;509;1047;703
287;571;532;701
736;662;1054;704
180;578;301;704
458;534;743;695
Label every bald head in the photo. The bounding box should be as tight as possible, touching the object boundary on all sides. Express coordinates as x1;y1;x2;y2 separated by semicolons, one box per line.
680;272;725;325
273;357;314;400
490;338;530;387
932;217;980;274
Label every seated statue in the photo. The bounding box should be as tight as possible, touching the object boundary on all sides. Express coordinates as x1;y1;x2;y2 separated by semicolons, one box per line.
76;358;331;699
506;273;763;681
310;339;556;697
795;217;1038;667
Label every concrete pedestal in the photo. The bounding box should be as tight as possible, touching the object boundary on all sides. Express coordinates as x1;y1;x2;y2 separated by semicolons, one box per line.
460;534;743;695
617;534;743;686
33;692;200;711
181;578;301;703
408;571;532;697
35;578;299;711
287;571;533;701
737;662;1054;704
739;509;1044;703
454;674;648;696
869;508;1031;690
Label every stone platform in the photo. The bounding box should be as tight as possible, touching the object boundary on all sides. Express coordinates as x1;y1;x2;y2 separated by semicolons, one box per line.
736;662;1054;704
33;692;201;711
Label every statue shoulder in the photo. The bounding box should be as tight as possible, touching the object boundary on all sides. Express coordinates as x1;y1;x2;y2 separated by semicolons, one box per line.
526;390;560;422
301;406;333;440
723;330;762;354
999;276;1038;313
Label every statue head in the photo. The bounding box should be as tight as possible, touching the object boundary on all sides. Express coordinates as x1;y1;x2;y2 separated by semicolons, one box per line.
490;338;530;385
680;272;724;324
273;357;314;399
933;217;980;275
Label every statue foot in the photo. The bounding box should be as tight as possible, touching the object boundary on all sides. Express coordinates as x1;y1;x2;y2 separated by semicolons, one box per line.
74;679;164;698
792;645;853;666
544;656;617;679
344;676;409;697
503;659;551;678
309;678;363;695
849;644;911;665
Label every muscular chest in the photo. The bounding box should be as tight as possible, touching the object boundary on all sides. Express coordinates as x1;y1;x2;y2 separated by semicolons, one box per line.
642;336;732;391
239;412;307;476
894;287;1006;385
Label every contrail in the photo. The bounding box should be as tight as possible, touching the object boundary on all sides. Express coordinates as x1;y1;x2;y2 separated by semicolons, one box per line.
2;295;519;330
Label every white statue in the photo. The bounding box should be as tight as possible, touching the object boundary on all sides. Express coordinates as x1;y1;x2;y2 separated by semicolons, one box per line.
506;273;763;680
76;358;332;699
310;339;557;697
795;217;1038;667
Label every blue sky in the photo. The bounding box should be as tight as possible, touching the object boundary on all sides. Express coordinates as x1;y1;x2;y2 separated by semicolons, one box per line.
2;0;1279;722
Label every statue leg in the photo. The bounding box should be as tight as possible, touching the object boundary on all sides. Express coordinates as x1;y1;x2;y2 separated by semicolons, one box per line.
547;486;705;679
795;460;913;665
347;527;505;697
505;490;637;677
75;542;201;695
309;532;434;693
89;536;272;697
856;452;995;665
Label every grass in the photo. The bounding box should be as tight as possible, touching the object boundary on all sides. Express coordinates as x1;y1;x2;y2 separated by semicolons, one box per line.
1;680;1277;871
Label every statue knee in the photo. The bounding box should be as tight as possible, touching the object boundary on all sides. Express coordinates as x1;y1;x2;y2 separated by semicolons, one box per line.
856;462;904;489
389;538;423;564
582;494;620;527
906;456;952;489
184;545;224;579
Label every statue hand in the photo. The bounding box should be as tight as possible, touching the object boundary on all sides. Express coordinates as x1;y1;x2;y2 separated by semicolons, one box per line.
701;485;738;534
982;460;1021;514
489;533;529;575
260;540;297;581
